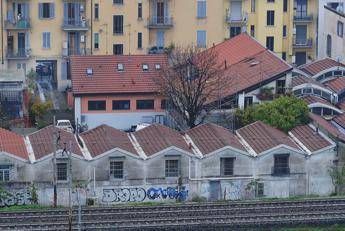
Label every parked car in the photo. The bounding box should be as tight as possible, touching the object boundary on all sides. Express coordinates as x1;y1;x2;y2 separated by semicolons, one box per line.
56;120;73;133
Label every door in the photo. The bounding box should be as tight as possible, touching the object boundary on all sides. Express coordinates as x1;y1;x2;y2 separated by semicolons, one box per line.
18;33;25;56
231;1;242;21
295;52;306;66
244;96;253;108
7;36;14;54
209;181;221;201
156;1;165;23
296;25;307;45
156;31;165;48
68;32;75;55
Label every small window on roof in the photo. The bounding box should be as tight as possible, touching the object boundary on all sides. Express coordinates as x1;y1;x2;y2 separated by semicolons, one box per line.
86;68;93;76
142;64;149;71
117;63;124;71
155;64;161;70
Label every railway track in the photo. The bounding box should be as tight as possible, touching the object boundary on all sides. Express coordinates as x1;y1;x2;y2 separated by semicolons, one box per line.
0;198;344;230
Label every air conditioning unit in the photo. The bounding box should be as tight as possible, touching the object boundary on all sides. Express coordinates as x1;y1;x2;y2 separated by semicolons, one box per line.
292;55;296;63
80;35;85;43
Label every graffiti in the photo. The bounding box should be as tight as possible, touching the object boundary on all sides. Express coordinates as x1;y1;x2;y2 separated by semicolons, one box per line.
102;187;146;203
147;186;188;201
0;189;32;207
102;186;189;203
223;181;254;201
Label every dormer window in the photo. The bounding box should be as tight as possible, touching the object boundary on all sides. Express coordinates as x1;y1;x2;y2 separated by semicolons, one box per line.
117;63;124;72
86;68;93;76
142;64;149;71
155;64;161;70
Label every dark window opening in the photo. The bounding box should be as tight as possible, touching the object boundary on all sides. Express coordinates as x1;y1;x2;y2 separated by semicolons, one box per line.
221;158;235;176
165;159;179;177
57;163;67;181
110;161;123;179
113;15;124;34
272;154;289;176
112;100;130;110
88;100;106;111
136;99;154;110
267;10;275;26
113;44;123;55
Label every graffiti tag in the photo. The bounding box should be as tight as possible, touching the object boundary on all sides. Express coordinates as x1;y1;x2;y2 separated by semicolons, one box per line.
147;186;188;201
0;189;32;207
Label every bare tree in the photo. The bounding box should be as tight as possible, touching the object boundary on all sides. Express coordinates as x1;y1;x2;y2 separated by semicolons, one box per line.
156;46;226;129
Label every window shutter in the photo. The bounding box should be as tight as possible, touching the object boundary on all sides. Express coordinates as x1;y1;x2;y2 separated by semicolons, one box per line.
39;3;43;19
50;3;55;18
42;33;46;48
61;61;67;80
197;2;201;17
47;32;51;48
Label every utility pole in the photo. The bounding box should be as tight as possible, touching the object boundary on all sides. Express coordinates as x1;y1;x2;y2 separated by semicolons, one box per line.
1;0;4;64
52;116;57;207
68;141;73;231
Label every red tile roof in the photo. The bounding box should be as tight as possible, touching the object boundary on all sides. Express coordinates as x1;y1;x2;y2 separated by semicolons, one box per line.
0;128;28;160
208;34;291;102
338;100;345;111
133;124;191;156
71;55;168;95
333;113;345;129
309;113;345;142
301;95;335;108
80;125;137;157
28;126;83;160
186;123;245;155
299;58;345;76
291;75;324;88
325;78;345;94
290;125;332;152
236;121;300;155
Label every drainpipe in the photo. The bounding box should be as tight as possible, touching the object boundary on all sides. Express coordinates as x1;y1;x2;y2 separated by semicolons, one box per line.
1;0;4;64
90;0;93;55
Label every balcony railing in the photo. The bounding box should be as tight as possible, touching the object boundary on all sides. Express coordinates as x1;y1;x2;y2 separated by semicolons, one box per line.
6;49;31;59
226;10;248;24
62;48;91;57
294;12;313;22
293;38;313;48
4;18;31;30
148;16;173;28
271;167;290;176
62;19;89;30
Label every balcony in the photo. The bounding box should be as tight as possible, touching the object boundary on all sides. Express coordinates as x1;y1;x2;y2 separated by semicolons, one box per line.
62;19;89;31
294;13;313;23
62;48;91;57
147;16;173;29
4;18;31;30
226;10;247;25
271;167;290;176
6;49;31;60
293;38;313;48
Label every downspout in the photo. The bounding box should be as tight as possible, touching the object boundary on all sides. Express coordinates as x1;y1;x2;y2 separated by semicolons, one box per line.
1;0;4;64
90;0;93;55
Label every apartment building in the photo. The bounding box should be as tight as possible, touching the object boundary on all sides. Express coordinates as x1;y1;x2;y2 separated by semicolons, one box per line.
0;0;321;91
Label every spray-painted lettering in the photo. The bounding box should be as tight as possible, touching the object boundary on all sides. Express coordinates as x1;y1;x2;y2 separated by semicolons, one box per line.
0;189;32;207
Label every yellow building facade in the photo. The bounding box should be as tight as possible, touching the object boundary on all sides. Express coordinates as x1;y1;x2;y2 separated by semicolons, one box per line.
0;0;319;90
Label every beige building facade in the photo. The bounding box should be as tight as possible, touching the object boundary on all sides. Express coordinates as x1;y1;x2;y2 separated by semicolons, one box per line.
0;0;320;91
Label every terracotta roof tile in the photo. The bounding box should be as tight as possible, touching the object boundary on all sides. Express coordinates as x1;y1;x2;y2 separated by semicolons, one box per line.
290;125;332;152
325;78;345;94
133;124;191;156
291;75;325;88
186;123;245;155
333;113;345;129
236;121;300;155
0;128;28;160
309;112;345;142
28;126;82;160
80;125;137;157
301;95;335;108
71;55;168;95
299;58;345;76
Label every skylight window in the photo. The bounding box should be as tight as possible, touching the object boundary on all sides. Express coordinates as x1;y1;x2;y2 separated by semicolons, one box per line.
155;64;161;70
142;64;149;71
117;63;124;71
86;68;93;76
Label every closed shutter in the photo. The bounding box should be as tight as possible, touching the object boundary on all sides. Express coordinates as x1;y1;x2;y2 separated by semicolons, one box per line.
39;3;43;19
50;3;55;18
197;30;206;48
61;61;67;80
197;1;206;18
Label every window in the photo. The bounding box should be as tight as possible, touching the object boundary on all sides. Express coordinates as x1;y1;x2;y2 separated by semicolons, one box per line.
39;3;54;19
326;34;332;57
138;32;142;49
113;0;123;4
165;159;179;177
86;67;93;76
117;63;124;71
267;11;275;26
94;33;99;49
230;27;241;38
136;99;154;109
88;100;106;111
267;0;274;2
142;64;149;71
197;0;207;18
303;88;312;94
113;44;123;55
283;0;288;12
110;160;123;179
250;25;255;37
113;15;124;34
197;30;207;48
221;158;235;176
282;52;286;61
155;64;161;70
244;96;253;108
266;36;274;51
251;0;256;12
313;88;321;96
94;3;99;20
0;165;11;182
138;3;142;19
276;79;286;94
112;100;130;110
337;21;344;38
283;25;287;37
273;154;289;176
57;163;67;181
42;32;51;49
256;183;264;197
161;99;166;109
